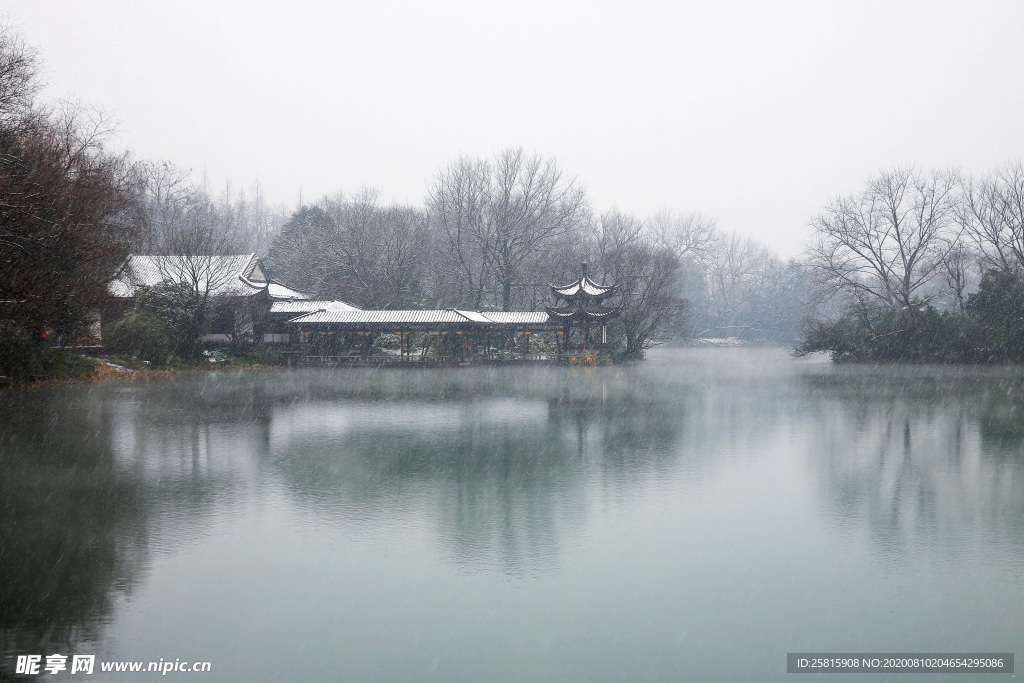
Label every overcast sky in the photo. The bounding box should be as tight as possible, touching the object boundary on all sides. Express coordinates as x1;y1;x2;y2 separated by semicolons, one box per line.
6;0;1024;255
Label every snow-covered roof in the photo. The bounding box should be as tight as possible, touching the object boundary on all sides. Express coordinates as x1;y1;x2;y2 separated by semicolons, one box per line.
545;304;619;321
109;254;310;302
110;255;263;298
270;300;360;315
452;310;491;323
550;262;617;300
286;309;550;326
267;282;313;301
551;277;616;298
475;311;550;324
289;309;466;325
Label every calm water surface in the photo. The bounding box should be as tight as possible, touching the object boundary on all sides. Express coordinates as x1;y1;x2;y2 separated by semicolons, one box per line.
1;348;1022;681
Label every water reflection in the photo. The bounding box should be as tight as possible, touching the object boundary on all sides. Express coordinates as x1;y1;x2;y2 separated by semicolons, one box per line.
262;371;681;575
0;353;1022;680
801;369;1024;559
0;379;262;665
0;394;148;659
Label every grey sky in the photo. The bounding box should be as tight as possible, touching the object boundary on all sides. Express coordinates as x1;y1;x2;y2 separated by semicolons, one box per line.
6;0;1024;255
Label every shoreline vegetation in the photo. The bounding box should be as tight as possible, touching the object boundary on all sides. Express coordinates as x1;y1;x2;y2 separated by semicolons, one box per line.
7;322;1024;389
796;269;1024;364
0;337;286;388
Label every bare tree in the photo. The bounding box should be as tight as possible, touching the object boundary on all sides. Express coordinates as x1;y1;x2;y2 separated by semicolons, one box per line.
649;209;718;262
0;26;141;339
266;204;331;293
699;232;776;332
958;162;1024;274
133;160;193;252
427;156;493;307
267;189;430;309
1;94;139;336
428;148;588;310
245;178;281;254
806;167;961;311
318;188;429;308
0;22;39;123
594;210;686;356
940;238;974;313
135;161;287;256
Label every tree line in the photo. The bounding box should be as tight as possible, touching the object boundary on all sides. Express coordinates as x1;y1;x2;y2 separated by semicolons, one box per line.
261;150;811;357
799;165;1024;362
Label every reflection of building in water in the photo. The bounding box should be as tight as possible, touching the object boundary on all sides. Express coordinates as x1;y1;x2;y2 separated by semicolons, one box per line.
264;397;581;575
261;376;680;576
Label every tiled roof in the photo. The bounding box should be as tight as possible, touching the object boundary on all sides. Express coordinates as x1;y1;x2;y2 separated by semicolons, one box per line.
551;276;616;298
110;255;313;304
270;300;361;315
477;311;550;324
289;309;466;325
286;309;551;326
267;282;313;301
109;255;262;298
453;310;491;323
545;305;620;321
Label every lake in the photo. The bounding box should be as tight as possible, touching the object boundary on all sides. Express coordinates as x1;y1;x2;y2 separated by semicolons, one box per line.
1;348;1021;681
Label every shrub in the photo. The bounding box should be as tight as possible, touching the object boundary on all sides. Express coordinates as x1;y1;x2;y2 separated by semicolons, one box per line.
103;312;173;364
965;270;1024;363
796;271;1024;365
0;328;98;382
38;348;99;378
0;327;42;381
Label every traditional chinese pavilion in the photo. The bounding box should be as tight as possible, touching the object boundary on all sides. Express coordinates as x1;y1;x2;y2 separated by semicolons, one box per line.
546;262;621;351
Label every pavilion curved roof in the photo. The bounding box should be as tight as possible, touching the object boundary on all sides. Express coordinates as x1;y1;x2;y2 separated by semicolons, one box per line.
550;262;617;301
550;276;617;299
544;303;620;322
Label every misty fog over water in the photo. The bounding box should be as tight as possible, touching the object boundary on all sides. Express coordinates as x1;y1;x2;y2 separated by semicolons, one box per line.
2;348;1022;681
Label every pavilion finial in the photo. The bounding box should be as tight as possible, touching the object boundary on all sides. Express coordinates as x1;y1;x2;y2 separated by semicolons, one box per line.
581;261;589;278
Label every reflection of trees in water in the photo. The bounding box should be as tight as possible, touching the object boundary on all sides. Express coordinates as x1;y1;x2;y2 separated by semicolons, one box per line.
975;379;1024;456
0;380;259;663
264;371;682;575
265;411;584;575
801;372;1024;555
0;394;148;659
261;361;842;575
21;358;1006;659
